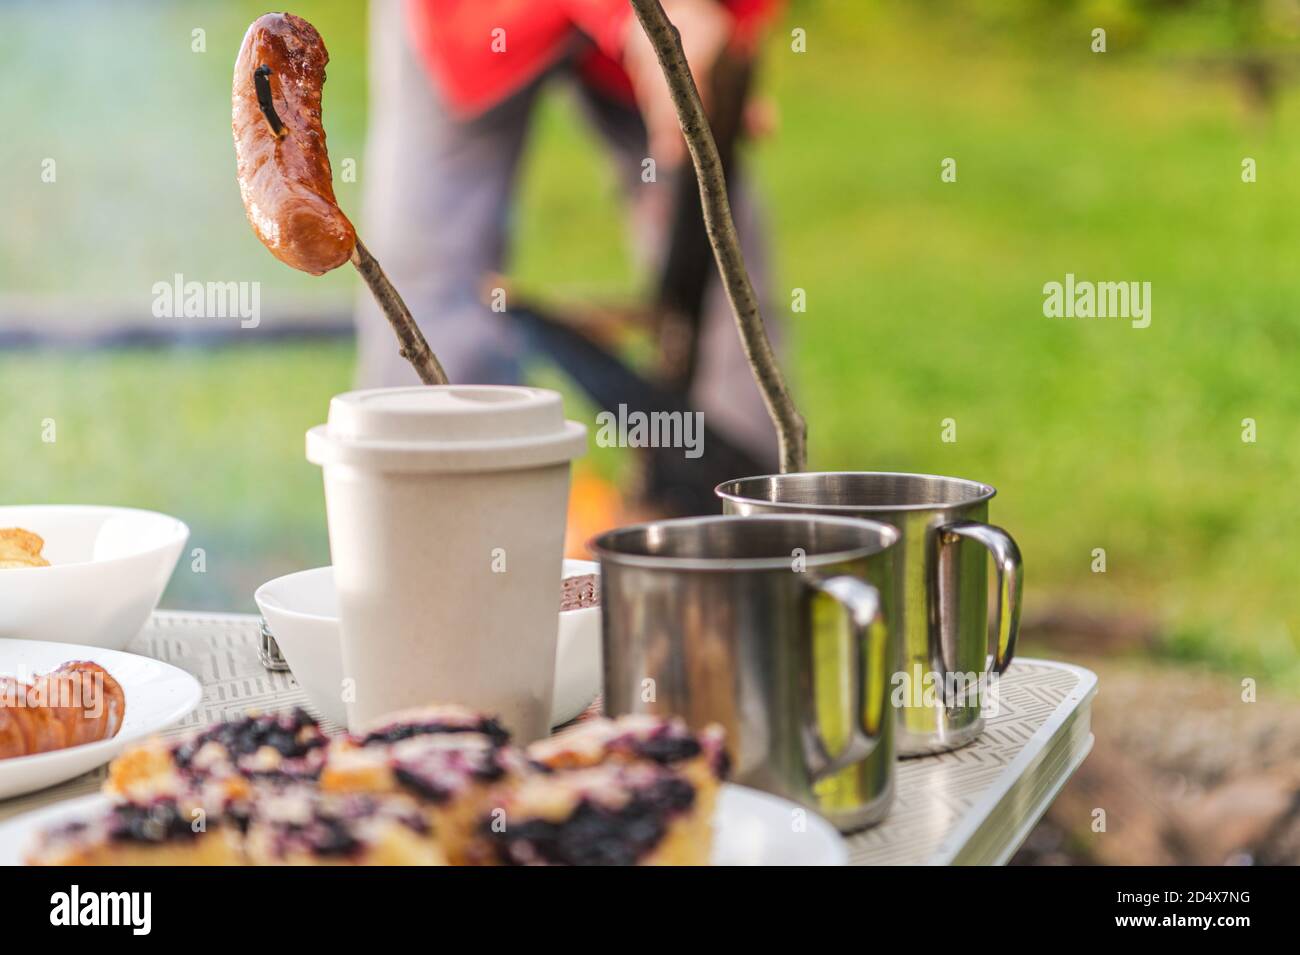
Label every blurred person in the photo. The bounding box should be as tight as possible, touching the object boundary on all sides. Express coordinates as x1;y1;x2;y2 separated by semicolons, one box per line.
356;0;782;466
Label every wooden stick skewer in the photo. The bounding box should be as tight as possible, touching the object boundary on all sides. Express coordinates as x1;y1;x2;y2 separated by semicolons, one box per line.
628;0;806;473
350;239;449;386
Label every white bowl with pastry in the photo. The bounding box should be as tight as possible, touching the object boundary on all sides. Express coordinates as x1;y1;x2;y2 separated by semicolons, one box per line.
0;638;202;799
254;559;602;729
0;506;189;649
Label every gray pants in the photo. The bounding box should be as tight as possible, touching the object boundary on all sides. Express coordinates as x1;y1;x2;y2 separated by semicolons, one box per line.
356;0;779;463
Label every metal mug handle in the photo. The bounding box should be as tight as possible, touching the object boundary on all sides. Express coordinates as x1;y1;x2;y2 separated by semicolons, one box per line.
800;575;888;782
938;522;1023;677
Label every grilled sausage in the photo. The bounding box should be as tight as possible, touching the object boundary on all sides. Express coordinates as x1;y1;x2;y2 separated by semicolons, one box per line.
232;13;355;275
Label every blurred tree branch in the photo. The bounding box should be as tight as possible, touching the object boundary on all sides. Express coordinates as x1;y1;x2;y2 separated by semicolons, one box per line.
629;0;806;472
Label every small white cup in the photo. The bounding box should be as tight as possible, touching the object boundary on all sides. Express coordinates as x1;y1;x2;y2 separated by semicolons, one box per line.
307;386;586;740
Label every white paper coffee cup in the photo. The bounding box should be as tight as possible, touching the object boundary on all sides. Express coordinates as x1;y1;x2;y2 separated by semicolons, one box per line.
306;386;586;740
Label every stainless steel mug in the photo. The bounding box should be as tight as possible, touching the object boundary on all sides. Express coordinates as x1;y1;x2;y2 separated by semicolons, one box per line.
717;472;1022;756
591;514;900;831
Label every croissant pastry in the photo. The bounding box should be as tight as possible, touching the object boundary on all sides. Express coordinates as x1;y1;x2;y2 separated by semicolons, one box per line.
0;662;125;760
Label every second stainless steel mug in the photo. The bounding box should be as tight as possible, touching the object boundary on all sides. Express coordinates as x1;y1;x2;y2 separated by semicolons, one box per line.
717;472;1023;756
592;514;900;831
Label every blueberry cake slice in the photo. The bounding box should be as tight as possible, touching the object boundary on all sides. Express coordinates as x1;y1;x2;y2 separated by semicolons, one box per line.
26;794;243;866
106;708;329;803
528;715;728;826
322;721;528;864
28;788;444;866
28;708;731;866
482;761;711;866
242;788;445;866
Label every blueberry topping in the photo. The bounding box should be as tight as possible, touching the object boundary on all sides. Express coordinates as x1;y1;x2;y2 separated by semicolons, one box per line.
489;776;695;866
107;800;200;844
626;733;702;766
390;745;509;802
392;765;451;804
228;806;254;835
712;746;731;781
307;817;362;857
359;717;510;748
267;796;430;859
173;708;326;775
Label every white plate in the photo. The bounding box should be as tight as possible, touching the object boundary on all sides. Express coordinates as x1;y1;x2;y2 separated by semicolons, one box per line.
254;559;601;728
712;785;847;865
0;505;189;649
0;639;202;799
0;784;845;866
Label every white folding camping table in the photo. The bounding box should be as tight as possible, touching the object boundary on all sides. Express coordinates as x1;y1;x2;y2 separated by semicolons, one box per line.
0;611;1096;864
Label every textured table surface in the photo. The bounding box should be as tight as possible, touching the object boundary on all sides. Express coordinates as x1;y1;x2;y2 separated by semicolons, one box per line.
0;611;1095;864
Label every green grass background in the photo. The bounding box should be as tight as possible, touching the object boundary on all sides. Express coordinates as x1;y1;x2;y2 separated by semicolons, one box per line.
1;1;1297;685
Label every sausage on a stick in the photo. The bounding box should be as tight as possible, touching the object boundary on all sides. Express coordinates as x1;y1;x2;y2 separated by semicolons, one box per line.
232;12;447;384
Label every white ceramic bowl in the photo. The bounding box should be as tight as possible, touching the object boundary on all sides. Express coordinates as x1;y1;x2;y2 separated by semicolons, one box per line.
0;506;189;650
255;560;602;728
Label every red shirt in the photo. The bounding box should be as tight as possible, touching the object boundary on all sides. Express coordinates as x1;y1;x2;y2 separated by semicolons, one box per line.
404;0;778;118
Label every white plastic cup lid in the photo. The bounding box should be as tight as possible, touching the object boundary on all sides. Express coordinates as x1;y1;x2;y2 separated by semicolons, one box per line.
306;385;587;473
